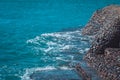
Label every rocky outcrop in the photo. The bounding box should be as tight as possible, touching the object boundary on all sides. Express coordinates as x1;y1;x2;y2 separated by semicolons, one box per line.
82;5;120;36
82;5;120;80
85;48;120;80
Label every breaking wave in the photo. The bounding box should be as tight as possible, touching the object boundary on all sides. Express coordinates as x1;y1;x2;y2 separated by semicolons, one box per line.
22;29;90;80
26;30;90;54
21;66;74;80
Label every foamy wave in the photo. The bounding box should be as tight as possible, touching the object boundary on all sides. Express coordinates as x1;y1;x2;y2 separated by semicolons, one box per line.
26;29;90;67
21;66;56;80
26;30;90;54
56;57;71;62
21;66;73;80
24;29;90;80
59;66;73;70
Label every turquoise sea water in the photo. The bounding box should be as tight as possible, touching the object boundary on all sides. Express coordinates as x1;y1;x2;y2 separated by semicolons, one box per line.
0;0;120;80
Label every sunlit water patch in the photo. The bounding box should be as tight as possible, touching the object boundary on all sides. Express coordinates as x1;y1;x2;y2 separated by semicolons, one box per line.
22;30;90;80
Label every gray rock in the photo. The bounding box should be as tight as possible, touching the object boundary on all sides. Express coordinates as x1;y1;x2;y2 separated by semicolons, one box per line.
82;5;120;80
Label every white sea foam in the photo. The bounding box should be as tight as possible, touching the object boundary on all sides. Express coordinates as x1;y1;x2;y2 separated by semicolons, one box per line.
21;66;56;80
47;41;57;46
60;66;73;70
44;47;53;52
26;30;90;54
21;66;73;80
24;29;91;80
26;29;90;64
56;57;70;62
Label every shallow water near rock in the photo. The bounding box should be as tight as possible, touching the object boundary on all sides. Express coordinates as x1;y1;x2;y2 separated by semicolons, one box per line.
29;68;81;80
22;30;91;80
0;0;120;80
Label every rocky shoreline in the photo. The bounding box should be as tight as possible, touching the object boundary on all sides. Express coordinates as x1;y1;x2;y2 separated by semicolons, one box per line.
80;5;120;80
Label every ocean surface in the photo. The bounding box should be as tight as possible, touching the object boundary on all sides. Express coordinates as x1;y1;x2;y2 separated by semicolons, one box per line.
0;0;120;80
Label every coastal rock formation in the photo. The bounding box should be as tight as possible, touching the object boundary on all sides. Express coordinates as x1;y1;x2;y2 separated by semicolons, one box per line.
82;5;120;36
85;48;120;80
82;5;120;80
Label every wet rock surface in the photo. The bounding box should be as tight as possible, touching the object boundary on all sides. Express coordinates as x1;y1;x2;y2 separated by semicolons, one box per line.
75;64;91;80
82;5;120;80
30;69;82;80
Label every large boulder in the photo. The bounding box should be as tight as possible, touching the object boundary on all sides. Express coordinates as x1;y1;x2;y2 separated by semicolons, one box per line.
82;5;120;80
83;5;120;54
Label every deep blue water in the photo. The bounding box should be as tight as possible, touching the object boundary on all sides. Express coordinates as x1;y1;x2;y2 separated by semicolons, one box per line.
0;0;120;80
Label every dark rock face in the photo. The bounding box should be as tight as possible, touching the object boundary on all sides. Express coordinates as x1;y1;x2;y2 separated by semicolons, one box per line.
90;18;120;54
82;5;120;80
